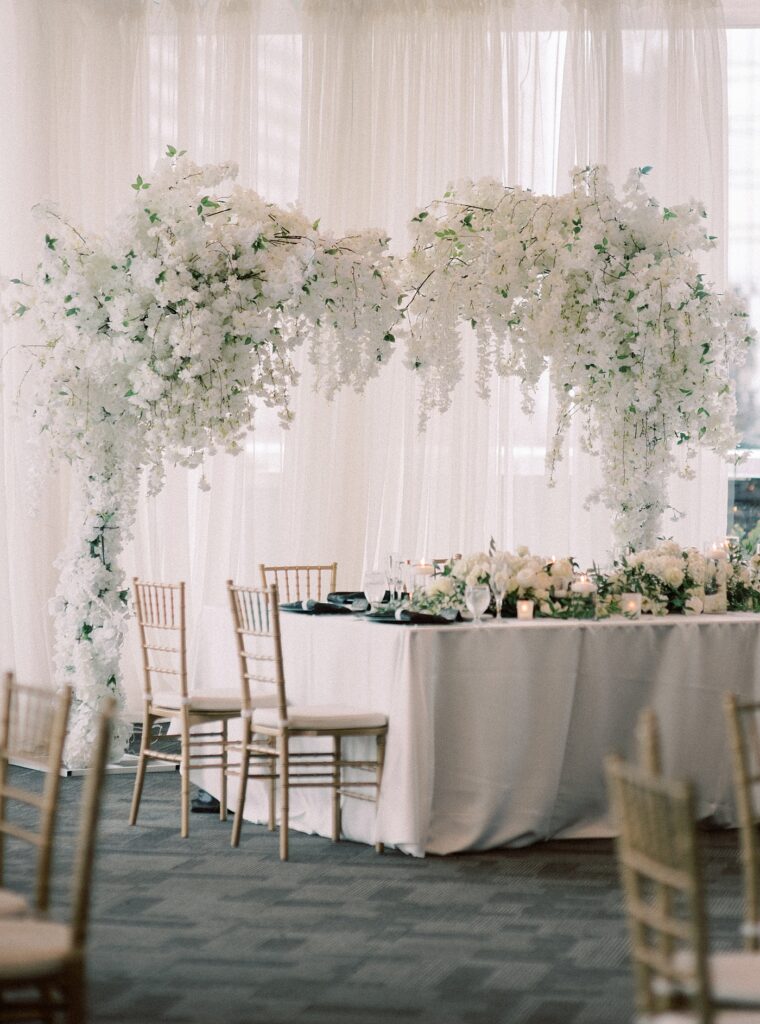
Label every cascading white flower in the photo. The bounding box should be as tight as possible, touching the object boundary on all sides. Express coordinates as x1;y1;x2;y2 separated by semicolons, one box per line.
402;165;754;550
3;151;397;766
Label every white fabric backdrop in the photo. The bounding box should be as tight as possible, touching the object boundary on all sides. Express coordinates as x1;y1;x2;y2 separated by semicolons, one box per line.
0;0;742;711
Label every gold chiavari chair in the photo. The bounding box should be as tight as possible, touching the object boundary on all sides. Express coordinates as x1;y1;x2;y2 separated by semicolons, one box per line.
129;578;242;838
259;563;337;602
0;673;72;918
606;755;760;1022
227;581;388;860
0;697;115;1023
725;693;760;951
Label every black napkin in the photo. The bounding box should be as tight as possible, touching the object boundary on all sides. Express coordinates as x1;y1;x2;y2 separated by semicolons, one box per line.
279;600;353;615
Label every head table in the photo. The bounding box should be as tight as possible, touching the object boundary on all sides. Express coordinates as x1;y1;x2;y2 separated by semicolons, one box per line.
192;611;760;857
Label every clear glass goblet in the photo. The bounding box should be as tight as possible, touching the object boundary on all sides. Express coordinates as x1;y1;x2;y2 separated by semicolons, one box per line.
363;571;387;609
465;584;492;626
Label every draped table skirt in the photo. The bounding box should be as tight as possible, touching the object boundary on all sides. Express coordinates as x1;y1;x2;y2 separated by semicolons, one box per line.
193;611;760;857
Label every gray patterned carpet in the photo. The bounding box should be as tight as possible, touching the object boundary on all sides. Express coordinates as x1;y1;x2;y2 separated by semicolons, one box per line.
3;768;748;1024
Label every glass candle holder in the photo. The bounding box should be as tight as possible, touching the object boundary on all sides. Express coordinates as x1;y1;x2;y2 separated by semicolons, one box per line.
516;599;535;620
620;592;642;619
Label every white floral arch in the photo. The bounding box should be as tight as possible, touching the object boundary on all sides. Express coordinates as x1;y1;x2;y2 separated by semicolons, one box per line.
3;153;751;765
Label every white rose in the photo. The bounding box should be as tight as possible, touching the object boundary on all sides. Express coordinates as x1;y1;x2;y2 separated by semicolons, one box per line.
428;576;454;596
515;568;535;588
550;559;573;579
663;566;684;588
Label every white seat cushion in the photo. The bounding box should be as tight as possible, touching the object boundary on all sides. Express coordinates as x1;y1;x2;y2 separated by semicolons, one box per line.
710;951;760;1006
151;691;241;713
644;1013;760;1023
0;887;29;918
0;920;71;980
253;705;387;731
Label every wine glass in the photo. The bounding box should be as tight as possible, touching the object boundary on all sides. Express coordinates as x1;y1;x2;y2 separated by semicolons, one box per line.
465;584;491;626
363;571;387;609
490;575;507;619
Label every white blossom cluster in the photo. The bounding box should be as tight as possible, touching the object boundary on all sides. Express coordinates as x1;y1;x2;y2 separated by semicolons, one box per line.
413;541;760;620
3;152;396;765
411;548;576;616
403;165;754;550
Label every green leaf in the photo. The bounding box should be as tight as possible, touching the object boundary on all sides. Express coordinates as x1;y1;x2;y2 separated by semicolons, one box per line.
65;307;79;316
640;165;653;175
663;208;677;221
45;234;57;250
411;211;429;223
383;332;395;343
14;303;28;317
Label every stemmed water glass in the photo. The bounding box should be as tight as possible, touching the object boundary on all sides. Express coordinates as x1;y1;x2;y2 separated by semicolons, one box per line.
465;583;492;626
363;571;387;610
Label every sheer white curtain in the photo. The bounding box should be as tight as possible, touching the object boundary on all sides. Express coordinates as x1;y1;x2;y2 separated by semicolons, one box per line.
298;0;730;575
0;0;737;711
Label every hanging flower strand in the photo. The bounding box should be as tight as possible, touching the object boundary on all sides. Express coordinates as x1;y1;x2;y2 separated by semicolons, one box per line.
402;164;754;549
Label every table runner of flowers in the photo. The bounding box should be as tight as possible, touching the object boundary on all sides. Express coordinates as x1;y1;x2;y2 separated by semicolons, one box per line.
410;540;760;619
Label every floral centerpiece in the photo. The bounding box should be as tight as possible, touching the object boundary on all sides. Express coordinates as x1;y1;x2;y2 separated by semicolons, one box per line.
409;547;577;618
408;539;760;621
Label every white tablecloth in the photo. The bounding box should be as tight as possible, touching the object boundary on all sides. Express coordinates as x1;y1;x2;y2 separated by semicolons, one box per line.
193;611;760;857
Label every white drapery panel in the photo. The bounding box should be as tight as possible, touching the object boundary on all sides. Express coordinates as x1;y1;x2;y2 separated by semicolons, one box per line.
0;0;738;711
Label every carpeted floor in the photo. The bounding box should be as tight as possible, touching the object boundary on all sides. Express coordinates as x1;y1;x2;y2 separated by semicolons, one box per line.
3;768;748;1024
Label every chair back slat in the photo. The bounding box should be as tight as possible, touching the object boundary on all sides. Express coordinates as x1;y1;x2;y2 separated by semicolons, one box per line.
0;673;72;911
606;755;712;1020
636;707;663;777
724;692;760;948
227;581;287;718
133;579;188;700
259;563;337;602
71;697;115;947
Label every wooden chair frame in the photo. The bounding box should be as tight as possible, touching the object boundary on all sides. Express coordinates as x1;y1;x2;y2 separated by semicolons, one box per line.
129;578;240;838
725;692;760;951
636;706;663;777
606;755;713;1021
0;697;114;1023
258;563;337;603
0;673;72;913
227;581;387;860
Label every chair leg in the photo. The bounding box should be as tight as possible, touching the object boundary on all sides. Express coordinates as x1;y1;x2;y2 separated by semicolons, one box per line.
268;745;277;832
231;719;251;848
332;736;342;843
220;720;228;822
128;709;154;826
65;958;87;1024
180;715;191;839
279;733;289;861
374;731;387;855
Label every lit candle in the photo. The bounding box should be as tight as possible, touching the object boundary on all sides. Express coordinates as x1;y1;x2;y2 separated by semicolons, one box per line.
620;592;642;619
516;599;535;620
708;541;728;561
570;573;597;596
413;561;434;592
